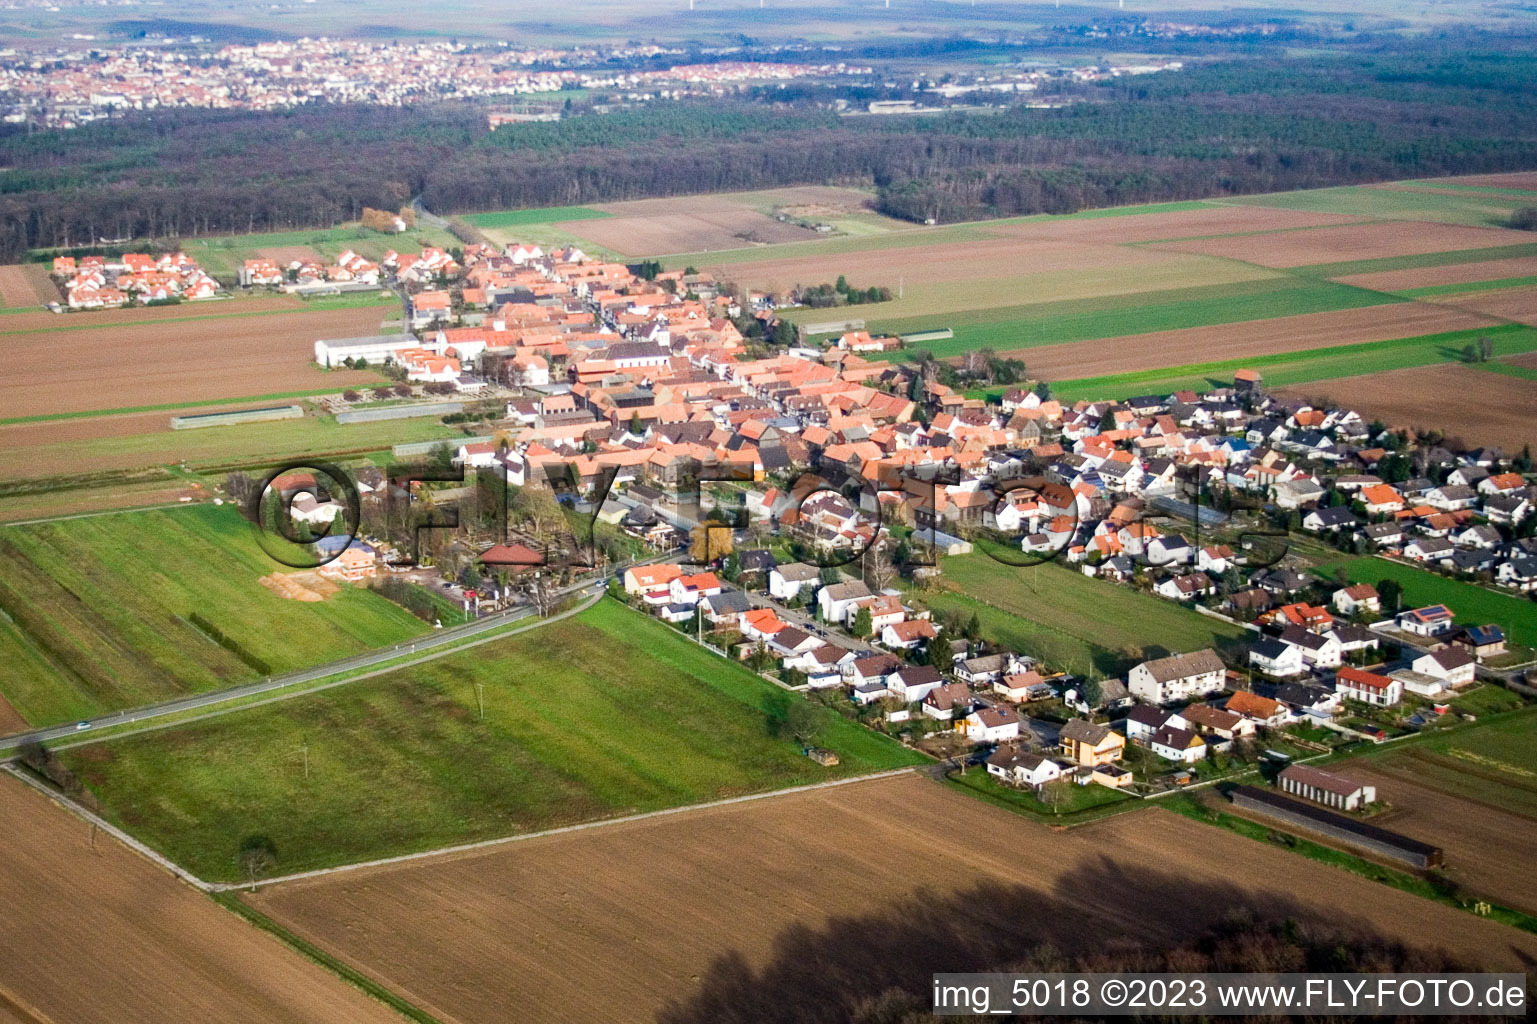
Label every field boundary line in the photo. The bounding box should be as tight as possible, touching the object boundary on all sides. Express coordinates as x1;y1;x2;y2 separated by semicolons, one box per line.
2;764;217;892
220;767;920;891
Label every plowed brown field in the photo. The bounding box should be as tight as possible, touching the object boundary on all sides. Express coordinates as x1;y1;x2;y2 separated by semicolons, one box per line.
0;774;406;1024
1427;285;1537;326
248;774;1537;1024
1004;302;1496;379
1445;172;1537;191
1;306;387;418
1337;256;1537;293
0;264;53;308
1150;221;1531;268
1278;363;1537;452
572;194;827;256
1328;762;1537;915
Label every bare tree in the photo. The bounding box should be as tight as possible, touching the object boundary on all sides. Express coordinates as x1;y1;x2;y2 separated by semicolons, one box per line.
238;834;277;891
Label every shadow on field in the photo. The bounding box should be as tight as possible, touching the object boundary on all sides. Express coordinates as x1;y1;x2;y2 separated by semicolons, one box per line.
656;860;1518;1024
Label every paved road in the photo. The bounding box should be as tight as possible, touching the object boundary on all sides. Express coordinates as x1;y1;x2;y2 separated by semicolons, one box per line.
3;577;608;749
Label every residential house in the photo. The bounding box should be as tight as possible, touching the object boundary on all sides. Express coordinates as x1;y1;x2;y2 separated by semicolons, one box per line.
1332;583;1380;617
882;619;938;650
1335;666;1402;707
921;682;974;721
1224;689;1290;727
1059;719;1125;766
1249;637;1307;678
986;747;1060;790
994;670;1052;703
964;705;1022;743
1127;649;1227;704
1149;725;1207;763
1411;647;1476;688
1181;703;1253;740
887;665;945;704
818;579;873;623
1398;605;1455;637
769;562;820;602
1122;705;1189;743
1451;625;1506;660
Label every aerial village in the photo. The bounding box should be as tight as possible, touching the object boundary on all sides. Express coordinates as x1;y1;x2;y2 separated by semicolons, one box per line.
257;230;1536;852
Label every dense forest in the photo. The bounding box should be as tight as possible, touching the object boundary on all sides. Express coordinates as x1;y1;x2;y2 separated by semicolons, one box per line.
3;36;1537;260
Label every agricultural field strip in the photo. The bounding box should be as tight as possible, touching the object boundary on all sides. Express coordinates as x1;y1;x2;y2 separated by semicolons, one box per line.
221;768;919;892
854;279;1403;361
0;300;372;338
0;581;605;747
1047;324;1537;401
0;387;379;427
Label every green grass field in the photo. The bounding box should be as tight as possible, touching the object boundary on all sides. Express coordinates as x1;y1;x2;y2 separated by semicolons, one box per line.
0;412;463;483
1309;555;1537;644
464;205;611;228
1288;242;1537;280
1356;712;1537;821
916;553;1248;675
1392;275;1537;298
846;278;1400;361
0;504;430;727
60;599;925;880
1045;324;1537;403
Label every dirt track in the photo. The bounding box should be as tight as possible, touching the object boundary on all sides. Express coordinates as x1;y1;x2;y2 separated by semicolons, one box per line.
0;306;387;418
0;774;406;1024
1278;363;1537;452
1149;220;1532;268
249;773;1537;1024
1005;302;1496;380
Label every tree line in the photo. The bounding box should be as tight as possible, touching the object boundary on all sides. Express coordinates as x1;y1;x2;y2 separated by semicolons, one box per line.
4;42;1537;260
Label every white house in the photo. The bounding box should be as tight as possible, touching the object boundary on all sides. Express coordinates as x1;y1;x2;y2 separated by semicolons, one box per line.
1127;649;1226;704
1335;667;1402;707
886;665;944;704
964;705;1021;743
1332;583;1380;617
1248;638;1308;678
769;562;820;602
986;748;1061;790
1149;725;1206;763
817;579;872;623
1411;647;1476;688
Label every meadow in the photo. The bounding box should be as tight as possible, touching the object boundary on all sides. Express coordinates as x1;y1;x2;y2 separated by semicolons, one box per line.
0;503;429;728
918;553;1248;676
1309;555;1537;644
1220;183;1531;228
847;278;1400;361
60;599;925;880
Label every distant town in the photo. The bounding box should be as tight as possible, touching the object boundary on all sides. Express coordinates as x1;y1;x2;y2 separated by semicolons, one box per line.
0;34;1186;128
